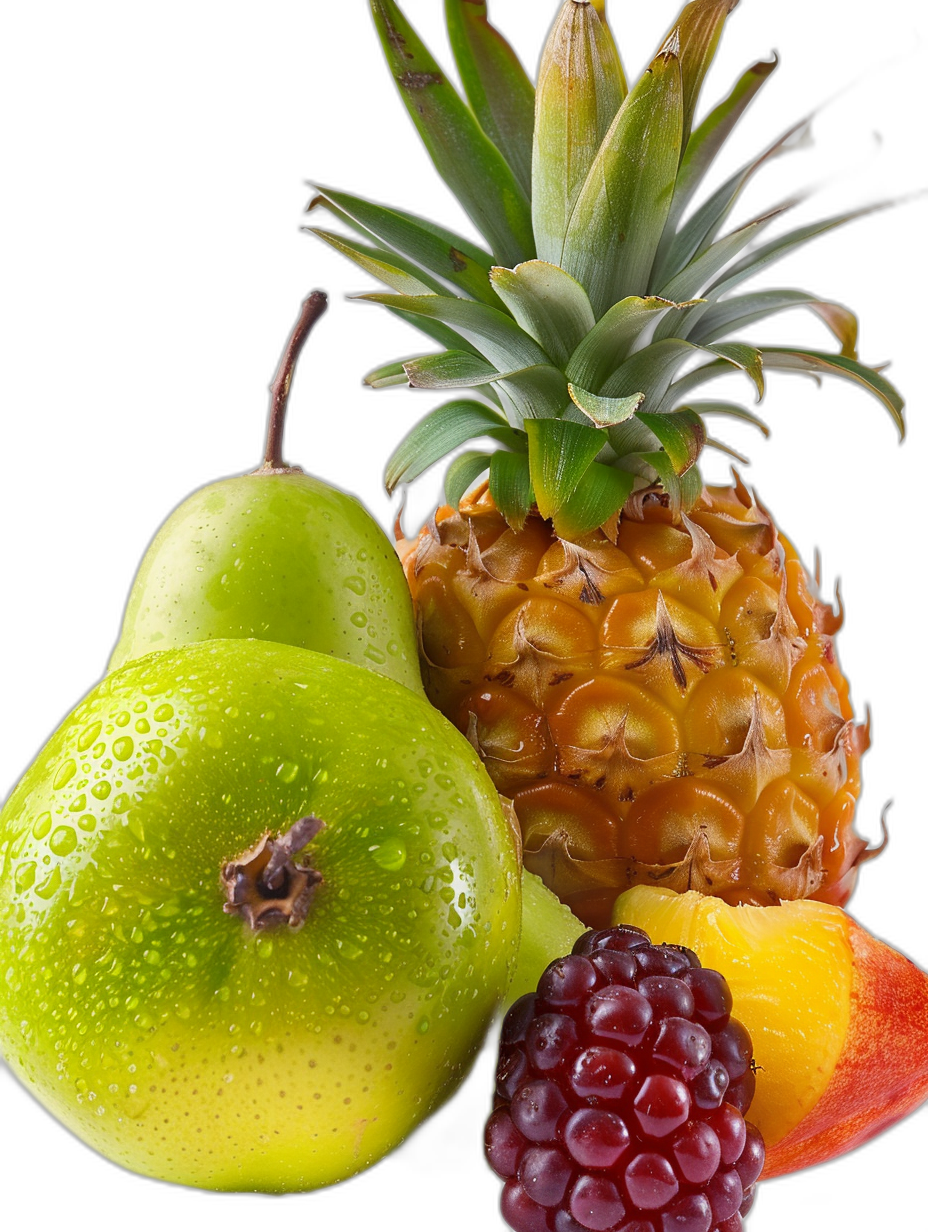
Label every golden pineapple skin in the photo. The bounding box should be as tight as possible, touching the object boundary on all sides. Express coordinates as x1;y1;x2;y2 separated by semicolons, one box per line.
400;478;873;928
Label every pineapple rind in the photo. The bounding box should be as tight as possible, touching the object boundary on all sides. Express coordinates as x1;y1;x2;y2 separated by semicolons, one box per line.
400;481;874;926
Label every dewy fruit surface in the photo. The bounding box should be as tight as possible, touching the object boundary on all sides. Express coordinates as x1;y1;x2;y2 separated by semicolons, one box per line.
0;640;520;1191
486;924;764;1232
401;480;870;926
610;887;928;1174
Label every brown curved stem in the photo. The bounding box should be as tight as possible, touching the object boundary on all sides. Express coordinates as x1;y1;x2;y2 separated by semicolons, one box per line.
261;290;328;470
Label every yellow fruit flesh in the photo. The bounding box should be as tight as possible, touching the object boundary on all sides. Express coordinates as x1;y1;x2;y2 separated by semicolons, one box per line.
611;886;854;1146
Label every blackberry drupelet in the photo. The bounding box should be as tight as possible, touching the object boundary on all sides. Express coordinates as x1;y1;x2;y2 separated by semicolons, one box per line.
486;926;764;1232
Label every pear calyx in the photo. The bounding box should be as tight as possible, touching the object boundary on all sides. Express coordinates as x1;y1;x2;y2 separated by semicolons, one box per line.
221;815;325;930
253;290;329;474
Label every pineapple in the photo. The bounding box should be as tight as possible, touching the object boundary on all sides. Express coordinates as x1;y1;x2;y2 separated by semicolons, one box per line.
310;0;902;926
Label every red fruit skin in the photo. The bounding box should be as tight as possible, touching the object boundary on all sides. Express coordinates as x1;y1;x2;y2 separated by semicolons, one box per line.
764;919;928;1177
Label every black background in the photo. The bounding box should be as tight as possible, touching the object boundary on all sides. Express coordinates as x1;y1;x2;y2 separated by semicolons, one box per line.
3;4;921;1227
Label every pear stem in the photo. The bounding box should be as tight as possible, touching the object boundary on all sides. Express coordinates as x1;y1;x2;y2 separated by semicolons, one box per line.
260;290;329;471
221;816;326;931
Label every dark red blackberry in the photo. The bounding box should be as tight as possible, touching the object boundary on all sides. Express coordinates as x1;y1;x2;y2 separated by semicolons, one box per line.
485;926;765;1232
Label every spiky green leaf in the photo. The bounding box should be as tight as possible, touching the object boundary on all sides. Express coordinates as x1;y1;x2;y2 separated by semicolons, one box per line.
532;0;627;267
704;342;765;401
568;384;645;428
656;203;789;308
649;47;778;319
555;462;636;539
404;351;498;388
644;454;705;513
310;187;498;305
444;0;535;197
708;203;892;300
690;289;859;357
370;0;534;265
562;50;684;315
364;358;418;388
386;307;483;359
637;408;707;474
566;295;701;392
761;349;905;437
386;399;521;493
359;293;551;371
489;450;534;530
525;419;608;520
444;451;493;506
496;366;572;422
662;356;755;406
490;261;597;366
658;0;740;145
600;338;699;403
310;228;443;295
651;115;809;289
683;399;770;436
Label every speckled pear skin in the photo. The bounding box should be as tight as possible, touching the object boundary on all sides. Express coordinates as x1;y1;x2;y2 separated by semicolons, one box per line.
108;472;424;695
0;639;520;1191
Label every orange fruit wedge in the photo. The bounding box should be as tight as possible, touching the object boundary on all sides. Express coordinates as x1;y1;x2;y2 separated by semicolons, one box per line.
610;886;928;1176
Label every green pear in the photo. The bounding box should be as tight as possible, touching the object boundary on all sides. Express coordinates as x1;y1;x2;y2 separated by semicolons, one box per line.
108;293;422;693
0;639;520;1191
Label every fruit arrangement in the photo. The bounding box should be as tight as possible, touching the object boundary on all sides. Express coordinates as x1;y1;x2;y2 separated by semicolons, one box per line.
3;2;921;1232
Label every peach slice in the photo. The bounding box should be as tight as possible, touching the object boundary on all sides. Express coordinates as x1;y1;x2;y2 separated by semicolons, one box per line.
610;886;928;1176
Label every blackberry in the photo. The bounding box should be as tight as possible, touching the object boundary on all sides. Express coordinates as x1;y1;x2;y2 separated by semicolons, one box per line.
485;926;764;1232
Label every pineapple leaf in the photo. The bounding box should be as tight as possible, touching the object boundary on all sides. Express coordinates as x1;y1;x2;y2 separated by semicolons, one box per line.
404;350;570;420
358;293;552;372
637;408;707;474
658;0;741;146
760;349;905;437
444;0;535;198
700;195;921;306
404;351;498;389
600;338;700;403
683;399;770;436
364;358;418;388
704;342;764;399
705;436;750;464
496;366;572;422
525;419;609;520
563;49;684;315
566;295;702;392
640;452;704;513
589;1;629;98
490;262;597;367
608;415;663;460
690;290;859;358
667;55;778;238
554;462;636;539
310;187;499;305
532;0;626;267
369;0;534;265
386;307;483;359
656;202;789;308
310;228;443;296
489;450;534;531
651;115;810;290
444;450;493;506
662;356;758;405
568;384;645;429
385;399;521;494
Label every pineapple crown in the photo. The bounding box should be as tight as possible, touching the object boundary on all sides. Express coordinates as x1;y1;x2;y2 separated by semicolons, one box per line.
309;0;905;538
